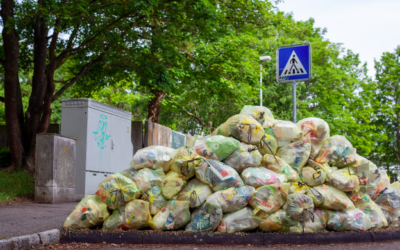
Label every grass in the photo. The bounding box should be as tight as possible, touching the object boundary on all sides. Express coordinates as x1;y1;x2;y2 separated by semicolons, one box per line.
0;169;35;202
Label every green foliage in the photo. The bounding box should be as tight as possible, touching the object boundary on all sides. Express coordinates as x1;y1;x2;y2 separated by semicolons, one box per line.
369;46;400;168
0;170;34;202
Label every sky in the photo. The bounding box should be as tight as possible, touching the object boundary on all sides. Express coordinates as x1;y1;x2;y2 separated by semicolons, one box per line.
278;0;400;80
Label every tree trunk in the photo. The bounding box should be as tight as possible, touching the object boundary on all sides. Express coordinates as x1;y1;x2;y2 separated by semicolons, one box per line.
147;89;164;123
23;5;48;172
1;0;25;169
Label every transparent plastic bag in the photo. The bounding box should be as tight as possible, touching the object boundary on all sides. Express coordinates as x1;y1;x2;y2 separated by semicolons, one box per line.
121;167;165;193
95;172;140;210
307;158;334;177
223;143;262;173
217;207;260;233
239;105;276;128
161;171;188;199
185;198;223;232
241;167;287;188
103;200;151;230
289;182;324;206
192;135;240;161
374;182;400;218
347;192;388;228
283;193;314;221
296;118;330;158
313;184;355;210
206;186;255;213
272;120;303;147
170;146;207;179
258;128;278;155
63;195;110;229
276;138;311;173
259;209;301;232
176;179;213;208
325;209;373;231
261;154;299;182
301;166;326;187
314;135;354;166
249;183;290;219
211;114;264;145
142;186;167;215
186;135;202;148
195;159;244;192
327;168;360;192
130;146;175;172
150;200;191;230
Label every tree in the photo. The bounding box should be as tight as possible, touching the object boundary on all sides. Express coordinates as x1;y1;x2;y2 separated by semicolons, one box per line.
370;46;400;168
0;0;240;171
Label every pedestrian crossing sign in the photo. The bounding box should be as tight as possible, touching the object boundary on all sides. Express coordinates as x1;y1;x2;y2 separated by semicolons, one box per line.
276;43;312;83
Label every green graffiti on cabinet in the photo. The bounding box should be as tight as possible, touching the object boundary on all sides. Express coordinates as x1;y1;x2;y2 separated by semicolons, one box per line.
93;114;111;167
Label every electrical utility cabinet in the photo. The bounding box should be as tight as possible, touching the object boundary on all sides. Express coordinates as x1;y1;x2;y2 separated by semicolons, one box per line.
61;98;133;200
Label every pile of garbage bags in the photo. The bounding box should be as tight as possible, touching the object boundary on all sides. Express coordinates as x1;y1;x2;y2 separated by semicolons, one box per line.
64;105;399;234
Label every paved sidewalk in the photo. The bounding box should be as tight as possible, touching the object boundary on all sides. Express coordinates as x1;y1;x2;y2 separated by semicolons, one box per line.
0;202;78;239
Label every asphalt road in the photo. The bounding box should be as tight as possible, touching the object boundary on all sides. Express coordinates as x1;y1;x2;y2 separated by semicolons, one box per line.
0;202;78;239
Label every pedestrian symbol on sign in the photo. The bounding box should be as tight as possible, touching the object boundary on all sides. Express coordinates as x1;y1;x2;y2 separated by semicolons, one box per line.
280;50;307;77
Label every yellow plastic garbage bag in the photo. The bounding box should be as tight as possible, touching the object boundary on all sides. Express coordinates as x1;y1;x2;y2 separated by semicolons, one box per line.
211;114;264;145
289;181;324;206
272;120;303;147
170;146;207;179
296;118;330;158
249;183;290;219
186;135;202;148
206;186;255;213
224;143;262;173
241;167;287;188
325;209;373;231
314;135;355;166
63;195;109;229
261;154;299;182
313;184;355;210
370;169;390;200
301;166;326;187
259;209;302;232
374;182;400;220
161;171;187;199
130;146;176;172
103;200;151;230
150;200;191;230
347;192;388;228
142;186;167;215
326;168;360;192
258;128;278;155
176;179;213;208
276;138;311;173
195;159;244;192
217;207;261;233
283;193;314;221
96;172;141;210
303;208;327;233
355;160;378;194
307;158;334;177
382;209;399;227
239;105;276;128
192;135;240;161
121;167;165;193
185;198;223;232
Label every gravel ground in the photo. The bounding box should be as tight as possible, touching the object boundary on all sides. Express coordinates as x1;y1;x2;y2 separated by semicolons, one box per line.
33;241;400;250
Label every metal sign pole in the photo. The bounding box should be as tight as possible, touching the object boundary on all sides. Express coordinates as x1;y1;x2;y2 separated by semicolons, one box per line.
260;62;263;106
292;81;296;123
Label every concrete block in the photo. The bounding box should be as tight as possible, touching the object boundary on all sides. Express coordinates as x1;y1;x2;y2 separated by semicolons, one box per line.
35;133;76;203
0;238;13;250
35;186;75;203
38;229;60;245
8;234;40;250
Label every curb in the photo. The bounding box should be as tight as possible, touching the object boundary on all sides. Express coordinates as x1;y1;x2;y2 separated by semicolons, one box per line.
0;229;60;250
59;230;400;246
